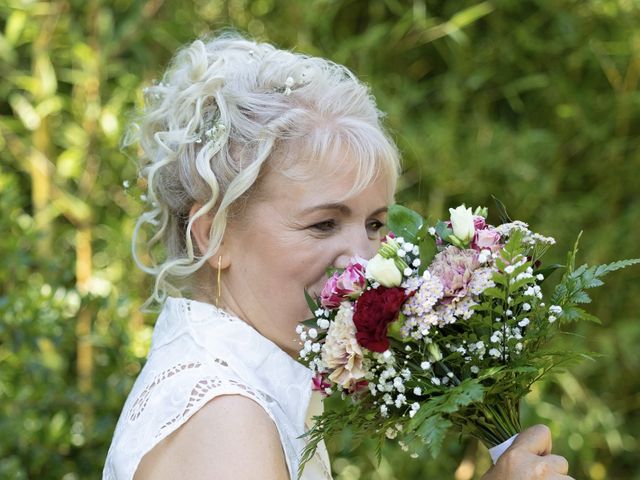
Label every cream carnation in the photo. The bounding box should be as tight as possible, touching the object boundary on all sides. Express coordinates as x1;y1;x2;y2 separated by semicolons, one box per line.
321;304;366;389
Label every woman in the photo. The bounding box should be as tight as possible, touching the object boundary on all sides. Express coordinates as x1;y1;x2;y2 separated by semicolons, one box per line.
104;33;573;479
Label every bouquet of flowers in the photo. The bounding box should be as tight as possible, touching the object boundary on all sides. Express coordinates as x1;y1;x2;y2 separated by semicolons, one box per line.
296;202;638;477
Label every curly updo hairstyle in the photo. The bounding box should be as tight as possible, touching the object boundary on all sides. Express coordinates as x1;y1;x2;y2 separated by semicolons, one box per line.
126;32;401;309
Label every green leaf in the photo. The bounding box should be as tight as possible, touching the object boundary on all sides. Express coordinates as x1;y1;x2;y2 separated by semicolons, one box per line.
534;263;564;282
304;289;319;314
416;414;452;457
388;204;425;243
435;221;453;243
301;317;319;328
419;233;437;273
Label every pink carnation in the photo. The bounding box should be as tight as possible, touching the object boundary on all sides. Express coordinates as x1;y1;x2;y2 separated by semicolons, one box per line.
428;246;481;303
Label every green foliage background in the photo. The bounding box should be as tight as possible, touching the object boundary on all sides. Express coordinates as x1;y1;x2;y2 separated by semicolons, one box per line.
1;0;638;479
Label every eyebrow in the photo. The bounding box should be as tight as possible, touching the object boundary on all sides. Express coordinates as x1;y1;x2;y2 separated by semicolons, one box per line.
299;203;388;217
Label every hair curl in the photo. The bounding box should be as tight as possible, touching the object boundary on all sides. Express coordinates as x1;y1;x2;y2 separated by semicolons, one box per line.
125;32;401;310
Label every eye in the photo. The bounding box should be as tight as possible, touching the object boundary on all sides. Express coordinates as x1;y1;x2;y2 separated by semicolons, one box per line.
366;219;386;236
310;220;337;232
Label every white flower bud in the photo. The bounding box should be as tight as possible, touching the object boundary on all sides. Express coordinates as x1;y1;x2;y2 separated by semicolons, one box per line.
366;254;403;287
449;205;475;243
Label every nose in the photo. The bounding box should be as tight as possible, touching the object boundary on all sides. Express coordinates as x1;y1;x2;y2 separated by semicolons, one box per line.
334;225;380;269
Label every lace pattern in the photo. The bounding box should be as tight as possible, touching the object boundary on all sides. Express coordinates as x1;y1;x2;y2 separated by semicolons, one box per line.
103;297;332;480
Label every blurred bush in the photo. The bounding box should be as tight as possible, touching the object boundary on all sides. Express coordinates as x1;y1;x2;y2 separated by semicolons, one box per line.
0;0;638;478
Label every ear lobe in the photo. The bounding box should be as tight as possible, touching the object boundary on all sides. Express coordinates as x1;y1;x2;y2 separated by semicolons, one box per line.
188;203;231;269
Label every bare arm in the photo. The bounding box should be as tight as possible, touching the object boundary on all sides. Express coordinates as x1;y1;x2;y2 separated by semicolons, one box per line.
134;394;290;480
481;425;574;480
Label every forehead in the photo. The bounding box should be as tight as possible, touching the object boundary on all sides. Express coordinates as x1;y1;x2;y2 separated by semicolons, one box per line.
259;163;395;213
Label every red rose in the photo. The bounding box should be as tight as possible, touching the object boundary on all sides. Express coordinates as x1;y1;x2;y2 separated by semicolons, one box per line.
353;287;406;352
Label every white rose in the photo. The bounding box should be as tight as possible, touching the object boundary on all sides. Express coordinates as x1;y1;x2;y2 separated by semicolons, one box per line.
449;205;475;243
366;254;402;287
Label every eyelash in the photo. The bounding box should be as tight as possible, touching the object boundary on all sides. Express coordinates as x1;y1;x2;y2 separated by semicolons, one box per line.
309;220;386;234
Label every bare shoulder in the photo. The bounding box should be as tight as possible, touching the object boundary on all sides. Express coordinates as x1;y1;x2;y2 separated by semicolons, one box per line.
134;394;289;480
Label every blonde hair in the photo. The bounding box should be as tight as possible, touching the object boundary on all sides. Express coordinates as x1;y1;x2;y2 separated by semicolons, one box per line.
126;32;401;309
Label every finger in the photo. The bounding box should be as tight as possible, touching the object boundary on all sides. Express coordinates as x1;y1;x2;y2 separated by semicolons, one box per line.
511;424;552;456
544;454;569;474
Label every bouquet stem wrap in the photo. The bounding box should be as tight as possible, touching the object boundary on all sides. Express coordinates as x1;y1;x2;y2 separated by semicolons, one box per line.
488;434;518;464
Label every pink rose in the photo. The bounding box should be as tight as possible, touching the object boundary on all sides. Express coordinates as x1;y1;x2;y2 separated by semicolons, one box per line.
320;271;342;308
473;215;487;231
472;228;502;251
320;259;368;308
337;260;367;299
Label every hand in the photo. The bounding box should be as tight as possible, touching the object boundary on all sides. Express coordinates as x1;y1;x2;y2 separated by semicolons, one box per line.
481;425;574;480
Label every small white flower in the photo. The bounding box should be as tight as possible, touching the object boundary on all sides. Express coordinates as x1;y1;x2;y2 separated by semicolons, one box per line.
380;405;388;417
506;309;513;317
536;274;544;281
308;328;318;339
470;365;479;374
518;318;530;327
295;325;304;334
122;180;130;189
318;319;330;329
548;315;557;323
403;242;414;252
431;377;441;386
505;265;515;274
300;331;307;341
489;348;501;358
413;387;422;396
549;305;563;314
522;303;531;311
404;267;413;276
412;246;420;255
311;343;321;353
382;350;392;360
395;394;407;408
420;361;432;370
412;259;421;267
428;227;436;236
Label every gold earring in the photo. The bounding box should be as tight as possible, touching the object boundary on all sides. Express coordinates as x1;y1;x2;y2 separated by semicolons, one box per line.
216;255;222;307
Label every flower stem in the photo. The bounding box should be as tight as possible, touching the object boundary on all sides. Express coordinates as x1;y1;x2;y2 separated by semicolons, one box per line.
459;399;522;448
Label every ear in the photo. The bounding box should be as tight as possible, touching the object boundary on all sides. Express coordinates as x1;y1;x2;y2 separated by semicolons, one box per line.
189;203;231;269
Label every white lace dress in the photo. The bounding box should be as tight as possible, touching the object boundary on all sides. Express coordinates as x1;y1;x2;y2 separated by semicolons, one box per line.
103;297;332;480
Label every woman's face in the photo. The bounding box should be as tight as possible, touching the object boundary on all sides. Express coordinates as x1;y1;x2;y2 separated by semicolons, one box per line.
220;161;394;357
